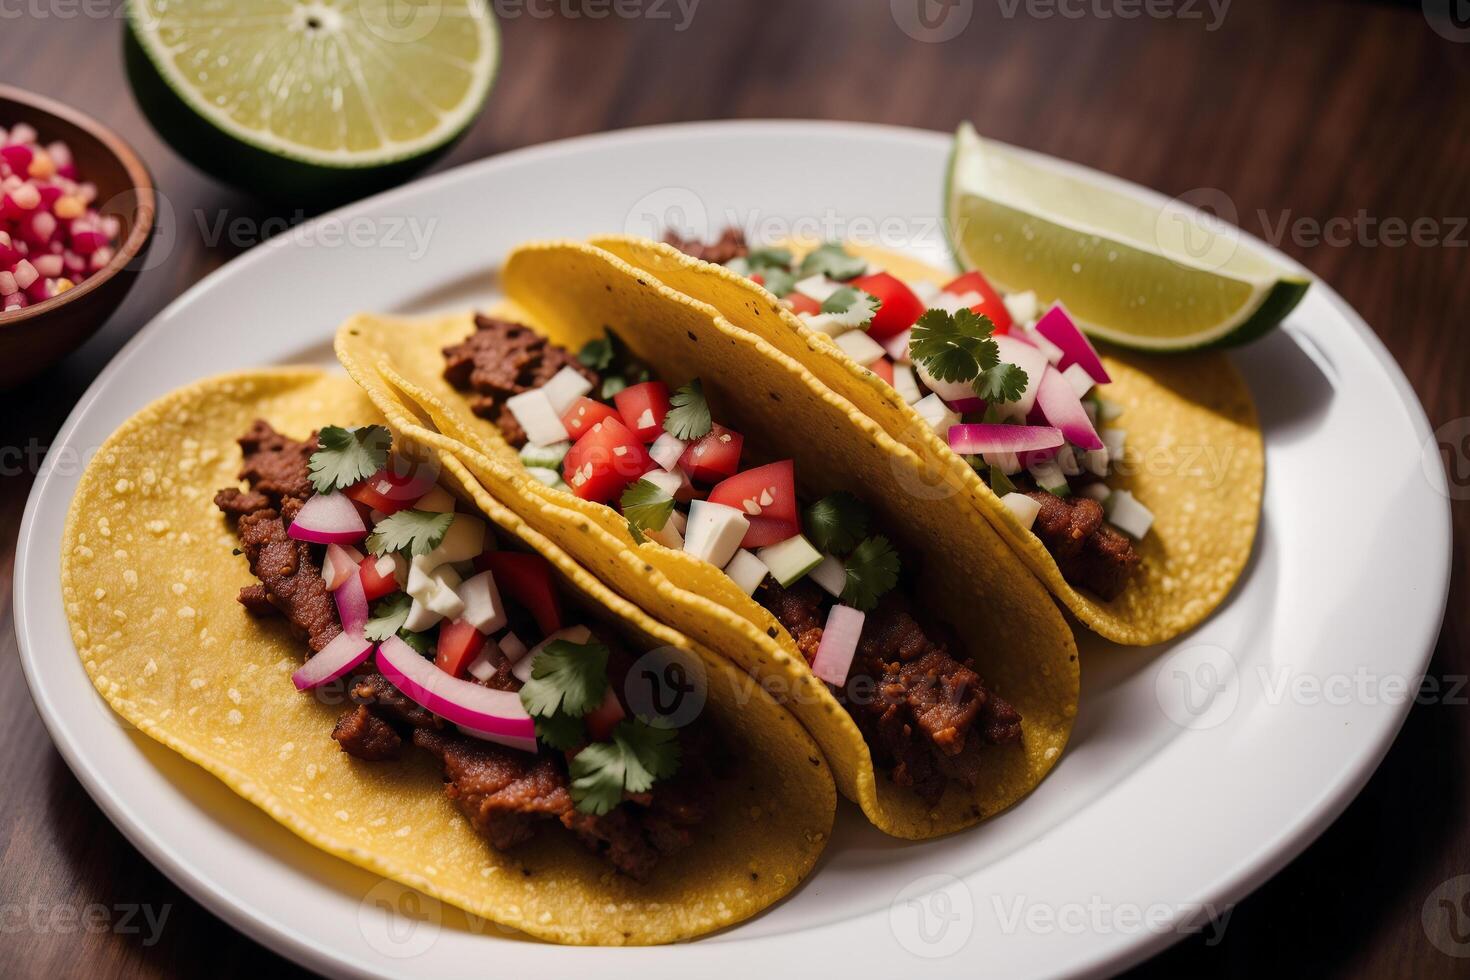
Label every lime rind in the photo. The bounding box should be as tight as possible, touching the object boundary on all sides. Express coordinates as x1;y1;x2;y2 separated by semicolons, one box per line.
126;0;498;170
945;123;1309;351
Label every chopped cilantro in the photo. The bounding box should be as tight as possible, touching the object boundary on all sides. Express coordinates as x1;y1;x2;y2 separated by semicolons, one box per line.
841;536;901;612
366;509;454;557
518;639;610;719
747;246;794;269
308;425;391;494
570;720;682;815
664;379;712;441
975;362;1029;403
534;712;586;751
989;465;1017;497
798;242;867;281
397;627;435;657
803;492;870;556
364;593;411;641
601;376;628;399
578;336;615;371
760;266;798;298
621;479;675;539
909;308;999;384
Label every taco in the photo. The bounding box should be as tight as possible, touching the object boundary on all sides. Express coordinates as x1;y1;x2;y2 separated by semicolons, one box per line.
335;241;1078;840
593;232;1264;646
61;368;834;946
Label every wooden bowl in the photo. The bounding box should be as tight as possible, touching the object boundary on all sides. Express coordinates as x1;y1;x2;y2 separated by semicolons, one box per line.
0;85;155;387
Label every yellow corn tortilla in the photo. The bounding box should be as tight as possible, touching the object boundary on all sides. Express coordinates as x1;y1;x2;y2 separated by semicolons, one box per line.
60;368;834;946
591;236;1264;646
335;241;1078;839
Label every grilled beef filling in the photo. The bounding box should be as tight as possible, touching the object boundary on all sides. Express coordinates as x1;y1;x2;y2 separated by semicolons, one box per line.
662;227;750;265
215;421;710;879
760;580;1020;806
442;316;600;449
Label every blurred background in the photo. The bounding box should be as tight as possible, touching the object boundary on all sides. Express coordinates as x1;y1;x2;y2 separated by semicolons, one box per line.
2;0;1467;976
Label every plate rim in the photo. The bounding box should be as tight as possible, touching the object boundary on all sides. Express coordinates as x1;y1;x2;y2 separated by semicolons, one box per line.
13;119;1453;979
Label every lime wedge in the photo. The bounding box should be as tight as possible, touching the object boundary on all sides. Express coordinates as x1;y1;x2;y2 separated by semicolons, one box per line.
126;0;498;201
944;123;1309;350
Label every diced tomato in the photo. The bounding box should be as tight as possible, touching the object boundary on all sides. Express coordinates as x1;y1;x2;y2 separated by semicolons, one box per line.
943;270;1013;334
344;458;438;515
358;555;400;601
679;423;744;484
435;618;486;679
750;273;765;287
613;382;672;442
850;272;925;342
562;417;653;503
785;292;822;316
561;397;620;441
709;461;800;547
473;552;564;635
584;688;626;742
869;357;895;385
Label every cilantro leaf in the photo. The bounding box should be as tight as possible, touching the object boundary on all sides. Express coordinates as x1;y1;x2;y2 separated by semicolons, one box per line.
760;266;798;298
798;242;867;281
803;492;870;556
366;509;455;557
308;425;391;494
518;640;610;719
908;308;1000;385
842;535;901;612
747;246;794;269
601;376;629;399
989;464;1017;497
621;479;675;538
819;286;881;329
535;712;586;751
364;593;411;641
397;627;435;657
570;720;682;815
664;379;712;441
975;362;1029;404
578;336;615;371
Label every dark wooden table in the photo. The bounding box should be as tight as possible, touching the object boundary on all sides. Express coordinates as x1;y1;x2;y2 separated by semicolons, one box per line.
3;1;1467;975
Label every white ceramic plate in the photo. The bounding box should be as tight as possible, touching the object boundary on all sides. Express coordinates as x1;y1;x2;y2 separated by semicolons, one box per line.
15;122;1452;979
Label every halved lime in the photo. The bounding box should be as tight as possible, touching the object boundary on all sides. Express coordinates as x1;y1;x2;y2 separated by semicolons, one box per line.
944;123;1309;350
126;0;498;202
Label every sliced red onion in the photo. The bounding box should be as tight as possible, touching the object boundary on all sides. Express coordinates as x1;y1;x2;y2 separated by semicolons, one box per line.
949;423;1064;456
322;543;363;591
377;636;538;753
1035;366;1104;451
291;631;374;691
333;570;369;634
1035;303;1111;384
287;492;367;545
812;604;865;686
947;396;987;414
992;335;1050;419
915;359;975;403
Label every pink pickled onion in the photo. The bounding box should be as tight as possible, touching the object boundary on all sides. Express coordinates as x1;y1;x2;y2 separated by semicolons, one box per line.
947;396;987;413
287;492;366;544
992;335;1050;419
322;543;363;591
1035;367;1104;451
914;359;975;403
333;570;369;634
949;424;1064;456
292;631;374;691
1034;303;1111;384
812;605;865;686
377;636;537;753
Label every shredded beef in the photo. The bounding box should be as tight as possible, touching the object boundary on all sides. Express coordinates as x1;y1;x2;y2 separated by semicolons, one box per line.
214;486;271;518
236;583;277;617
237;420;318;505
1026;492;1140;601
347;672;441;730
663;227;750;265
760;580;1020;806
441;316;600;448
233;508;342;652
412;727;575;851
332;706;403;761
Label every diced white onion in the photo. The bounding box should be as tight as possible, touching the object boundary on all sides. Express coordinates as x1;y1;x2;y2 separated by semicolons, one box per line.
1000;492;1042;530
505;388;570;448
541;366;593;414
723;549;770;596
